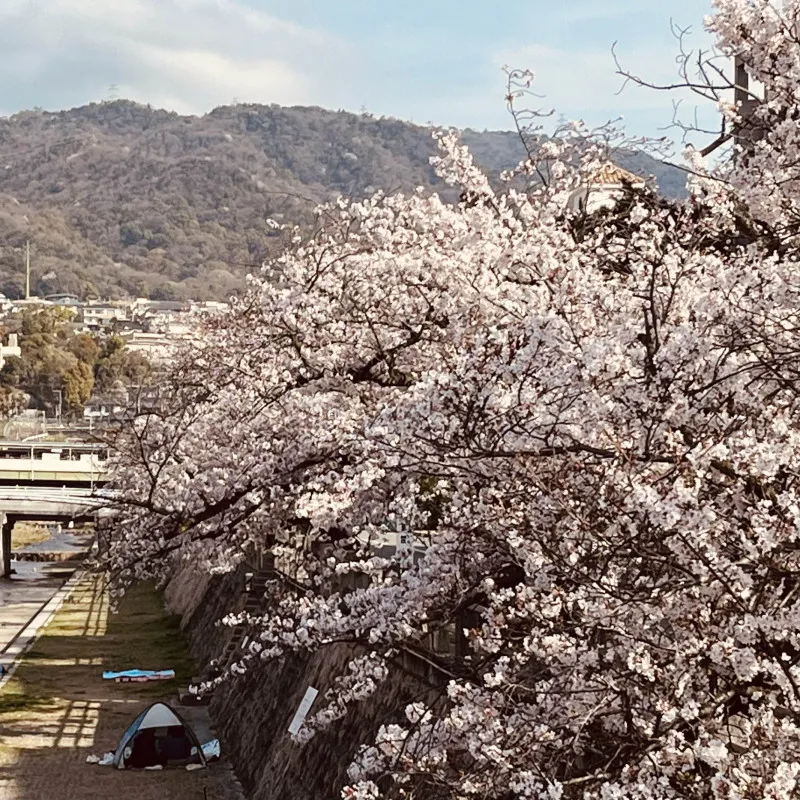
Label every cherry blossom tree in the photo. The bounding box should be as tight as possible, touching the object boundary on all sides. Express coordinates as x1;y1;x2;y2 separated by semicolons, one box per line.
98;2;800;797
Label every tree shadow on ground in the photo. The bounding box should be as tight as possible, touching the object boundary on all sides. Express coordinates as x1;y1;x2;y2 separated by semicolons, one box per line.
0;579;240;800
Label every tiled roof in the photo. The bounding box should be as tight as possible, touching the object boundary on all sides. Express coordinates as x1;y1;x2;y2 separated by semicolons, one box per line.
586;162;646;186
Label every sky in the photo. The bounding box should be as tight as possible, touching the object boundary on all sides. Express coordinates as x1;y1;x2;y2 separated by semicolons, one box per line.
0;0;722;149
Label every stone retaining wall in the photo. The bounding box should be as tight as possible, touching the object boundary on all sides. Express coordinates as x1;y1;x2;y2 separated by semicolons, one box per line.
166;563;441;800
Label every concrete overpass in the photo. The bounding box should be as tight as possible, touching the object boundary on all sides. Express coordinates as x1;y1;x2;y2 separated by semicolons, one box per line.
0;487;110;578
0;440;110;578
0;441;108;486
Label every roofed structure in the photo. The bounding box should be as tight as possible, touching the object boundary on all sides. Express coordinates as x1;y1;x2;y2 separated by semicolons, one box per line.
568;161;649;214
585;163;646;187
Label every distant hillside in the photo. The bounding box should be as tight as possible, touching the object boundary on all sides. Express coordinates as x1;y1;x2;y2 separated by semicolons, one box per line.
459;129;689;201
0;102;688;300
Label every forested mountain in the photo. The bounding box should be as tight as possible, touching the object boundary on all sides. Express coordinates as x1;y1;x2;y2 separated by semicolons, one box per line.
0;101;688;300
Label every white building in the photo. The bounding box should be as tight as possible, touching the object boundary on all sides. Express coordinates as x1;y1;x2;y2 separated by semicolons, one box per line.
83;398;127;420
192;301;230;315
82;304;127;327
568;162;648;215
12;298;54;311
46;293;83;307
120;331;185;365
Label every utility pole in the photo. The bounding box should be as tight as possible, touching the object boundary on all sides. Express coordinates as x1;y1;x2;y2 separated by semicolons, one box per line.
734;57;748;108
733;56;766;154
25;240;30;300
733;56;749;152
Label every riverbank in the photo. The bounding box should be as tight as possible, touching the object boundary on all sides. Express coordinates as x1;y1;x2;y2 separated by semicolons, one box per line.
0;575;242;799
167;562;440;800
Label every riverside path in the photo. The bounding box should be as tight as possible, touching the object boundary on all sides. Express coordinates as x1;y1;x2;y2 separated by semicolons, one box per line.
0;535;243;800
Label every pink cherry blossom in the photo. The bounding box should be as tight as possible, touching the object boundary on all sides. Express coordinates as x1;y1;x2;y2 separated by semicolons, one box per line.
98;3;800;797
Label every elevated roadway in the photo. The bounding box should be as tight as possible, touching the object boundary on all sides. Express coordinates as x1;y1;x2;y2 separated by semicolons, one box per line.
0;441;108;486
0;487;110;578
0;440;111;578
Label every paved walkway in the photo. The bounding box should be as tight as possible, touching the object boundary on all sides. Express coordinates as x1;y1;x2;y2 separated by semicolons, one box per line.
0;574;243;800
0;563;70;655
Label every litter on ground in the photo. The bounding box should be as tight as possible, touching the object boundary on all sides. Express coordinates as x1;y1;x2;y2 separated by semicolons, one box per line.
191;738;220;761
202;738;221;760
86;752;115;766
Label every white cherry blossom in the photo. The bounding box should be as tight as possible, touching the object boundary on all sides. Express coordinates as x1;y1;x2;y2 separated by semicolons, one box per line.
98;3;800;797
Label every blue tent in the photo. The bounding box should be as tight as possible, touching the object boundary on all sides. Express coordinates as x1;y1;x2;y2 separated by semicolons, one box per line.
113;701;207;769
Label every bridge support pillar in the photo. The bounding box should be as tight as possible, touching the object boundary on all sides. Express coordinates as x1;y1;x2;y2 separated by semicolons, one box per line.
0;513;12;579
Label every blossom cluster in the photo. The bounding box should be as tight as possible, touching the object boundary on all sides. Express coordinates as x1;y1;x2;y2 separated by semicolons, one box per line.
98;2;800;796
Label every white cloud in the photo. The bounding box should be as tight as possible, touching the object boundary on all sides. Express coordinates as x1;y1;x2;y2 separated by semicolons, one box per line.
0;0;355;114
0;0;721;145
122;45;311;113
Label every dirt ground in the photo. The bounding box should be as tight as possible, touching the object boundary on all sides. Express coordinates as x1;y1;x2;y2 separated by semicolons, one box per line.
0;575;243;800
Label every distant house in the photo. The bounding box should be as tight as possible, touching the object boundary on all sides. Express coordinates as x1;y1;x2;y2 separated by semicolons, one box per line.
120;331;183;365
84;383;163;420
83;397;127;420
568;162;648;215
192;301;230;315
12;297;54;310
46;293;83;308
113;319;146;333
138;301;193;334
82;304;127;327
0;293;13;317
145;301;192;313
131;299;192;317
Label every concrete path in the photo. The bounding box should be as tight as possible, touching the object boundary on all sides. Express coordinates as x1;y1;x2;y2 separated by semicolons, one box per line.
0;563;72;655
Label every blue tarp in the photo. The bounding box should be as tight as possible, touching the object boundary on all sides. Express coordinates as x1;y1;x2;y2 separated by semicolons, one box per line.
102;669;175;681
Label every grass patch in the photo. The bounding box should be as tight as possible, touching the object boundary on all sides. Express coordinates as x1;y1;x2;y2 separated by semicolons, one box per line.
0;692;55;714
101;582;196;694
0;577;233;800
0;676;57;715
8;579;196;703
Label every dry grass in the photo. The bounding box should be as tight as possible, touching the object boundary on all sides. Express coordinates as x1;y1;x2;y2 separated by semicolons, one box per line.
0;577;236;799
10;523;52;549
